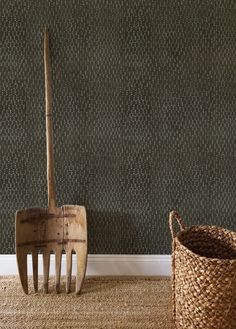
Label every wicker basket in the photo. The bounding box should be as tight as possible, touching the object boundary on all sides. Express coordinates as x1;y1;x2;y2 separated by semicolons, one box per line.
169;211;236;329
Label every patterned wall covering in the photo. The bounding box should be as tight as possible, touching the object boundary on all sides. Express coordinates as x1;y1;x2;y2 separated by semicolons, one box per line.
1;0;236;254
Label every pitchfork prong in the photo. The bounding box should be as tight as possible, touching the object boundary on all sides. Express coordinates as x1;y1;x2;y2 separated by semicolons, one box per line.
55;249;62;293
17;250;28;294
43;250;50;293
66;249;72;293
32;250;38;292
75;245;87;295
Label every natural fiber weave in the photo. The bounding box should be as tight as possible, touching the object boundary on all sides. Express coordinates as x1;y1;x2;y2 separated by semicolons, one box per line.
169;211;236;329
0;276;174;329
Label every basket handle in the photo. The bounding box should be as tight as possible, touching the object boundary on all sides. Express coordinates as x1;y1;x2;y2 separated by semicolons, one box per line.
169;210;186;239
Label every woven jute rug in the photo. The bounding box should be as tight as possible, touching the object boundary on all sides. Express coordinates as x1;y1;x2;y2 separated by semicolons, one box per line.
0;276;174;329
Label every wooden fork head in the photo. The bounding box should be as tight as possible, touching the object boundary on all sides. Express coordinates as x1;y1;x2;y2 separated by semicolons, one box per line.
15;205;87;294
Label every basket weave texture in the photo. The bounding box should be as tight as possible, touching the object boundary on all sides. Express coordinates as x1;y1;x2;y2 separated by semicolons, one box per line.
169;211;236;329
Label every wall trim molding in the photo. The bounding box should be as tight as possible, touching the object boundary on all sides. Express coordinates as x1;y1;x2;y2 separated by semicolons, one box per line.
0;254;171;276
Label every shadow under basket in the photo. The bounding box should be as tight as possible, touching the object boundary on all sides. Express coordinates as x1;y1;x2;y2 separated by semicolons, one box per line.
169;211;236;329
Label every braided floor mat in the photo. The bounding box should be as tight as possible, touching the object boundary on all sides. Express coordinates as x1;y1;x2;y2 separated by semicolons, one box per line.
0;276;174;329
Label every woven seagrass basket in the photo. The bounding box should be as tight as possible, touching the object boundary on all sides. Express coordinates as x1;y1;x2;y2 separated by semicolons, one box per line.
169;211;236;329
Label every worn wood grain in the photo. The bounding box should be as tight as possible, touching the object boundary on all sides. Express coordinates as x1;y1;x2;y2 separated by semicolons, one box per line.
15;28;88;294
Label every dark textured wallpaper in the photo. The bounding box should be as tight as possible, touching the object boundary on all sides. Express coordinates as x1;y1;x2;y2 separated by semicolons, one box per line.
1;0;236;254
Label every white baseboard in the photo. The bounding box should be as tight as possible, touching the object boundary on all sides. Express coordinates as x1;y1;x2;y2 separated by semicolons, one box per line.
0;254;171;276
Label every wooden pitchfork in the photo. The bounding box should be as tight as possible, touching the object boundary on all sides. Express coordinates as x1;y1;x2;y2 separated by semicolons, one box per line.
15;28;88;294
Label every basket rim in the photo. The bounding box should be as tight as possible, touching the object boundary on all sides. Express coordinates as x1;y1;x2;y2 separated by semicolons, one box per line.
175;224;236;262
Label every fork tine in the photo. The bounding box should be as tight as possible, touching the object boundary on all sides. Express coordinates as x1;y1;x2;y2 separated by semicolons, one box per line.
16;250;28;294
32;250;38;292
55;249;62;293
43;250;50;293
66;249;72;293
75;245;87;295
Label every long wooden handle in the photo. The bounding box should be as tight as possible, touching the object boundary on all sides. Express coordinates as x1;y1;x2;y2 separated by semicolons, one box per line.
44;28;56;211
